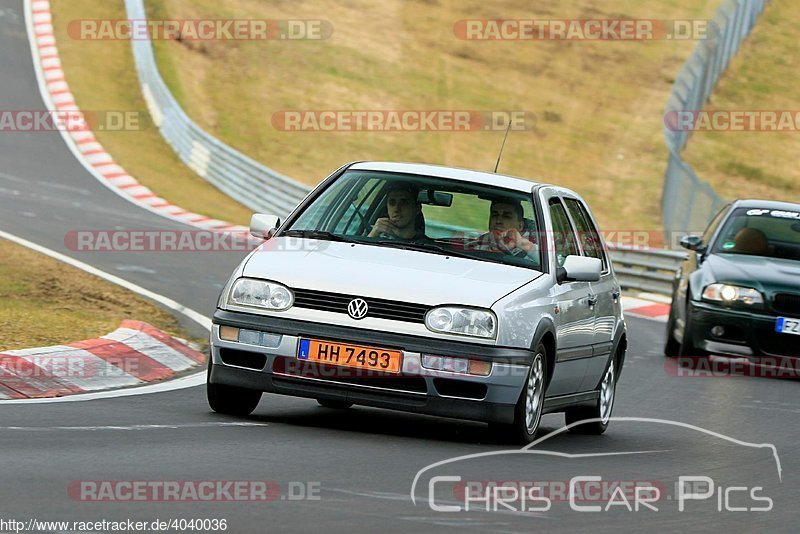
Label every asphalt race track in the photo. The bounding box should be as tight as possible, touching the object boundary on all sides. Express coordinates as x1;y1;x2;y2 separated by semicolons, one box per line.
1;1;798;532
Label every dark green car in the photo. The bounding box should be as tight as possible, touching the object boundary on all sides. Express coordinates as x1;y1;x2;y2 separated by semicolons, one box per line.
665;199;800;365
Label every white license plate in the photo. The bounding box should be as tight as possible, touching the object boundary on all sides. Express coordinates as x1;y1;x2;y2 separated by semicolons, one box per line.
776;317;800;336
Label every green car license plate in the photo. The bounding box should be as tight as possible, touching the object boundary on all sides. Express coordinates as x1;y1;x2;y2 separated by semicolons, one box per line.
775;317;800;336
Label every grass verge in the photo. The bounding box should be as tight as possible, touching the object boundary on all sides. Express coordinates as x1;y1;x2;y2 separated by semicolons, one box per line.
0;238;201;352
140;0;718;240
49;0;253;225
51;0;793;242
682;0;800;205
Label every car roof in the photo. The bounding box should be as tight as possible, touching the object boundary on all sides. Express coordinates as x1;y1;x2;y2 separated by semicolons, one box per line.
348;161;546;193
732;199;800;211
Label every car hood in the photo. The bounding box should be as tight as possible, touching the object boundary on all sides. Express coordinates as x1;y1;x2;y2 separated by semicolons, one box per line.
242;238;542;307
705;253;800;294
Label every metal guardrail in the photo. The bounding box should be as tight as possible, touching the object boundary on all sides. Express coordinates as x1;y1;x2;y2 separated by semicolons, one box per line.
661;0;769;240
608;245;687;296
123;0;691;294
124;0;311;218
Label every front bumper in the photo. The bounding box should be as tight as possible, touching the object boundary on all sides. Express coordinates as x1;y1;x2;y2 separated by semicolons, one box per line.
209;309;535;424
689;301;800;360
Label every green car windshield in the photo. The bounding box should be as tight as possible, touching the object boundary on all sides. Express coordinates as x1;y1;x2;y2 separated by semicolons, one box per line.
712;207;800;261
283;170;543;269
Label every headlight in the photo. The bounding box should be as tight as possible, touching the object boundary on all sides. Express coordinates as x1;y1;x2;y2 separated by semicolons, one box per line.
425;307;497;339
228;278;293;311
702;284;764;306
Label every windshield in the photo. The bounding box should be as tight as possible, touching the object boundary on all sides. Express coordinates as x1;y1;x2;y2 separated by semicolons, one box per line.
283;170;542;269
711;206;800;260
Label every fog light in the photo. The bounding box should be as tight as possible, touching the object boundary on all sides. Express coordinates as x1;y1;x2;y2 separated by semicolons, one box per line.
238;329;261;345
711;326;725;337
443;358;469;374
422;354;491;376
421;355;444;370
219;326;239;341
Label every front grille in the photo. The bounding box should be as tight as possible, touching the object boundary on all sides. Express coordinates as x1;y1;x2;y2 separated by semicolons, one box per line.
291;287;430;323
773;293;800;317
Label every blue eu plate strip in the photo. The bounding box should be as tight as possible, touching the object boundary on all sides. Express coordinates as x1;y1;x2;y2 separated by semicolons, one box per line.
775;317;785;333
298;339;310;360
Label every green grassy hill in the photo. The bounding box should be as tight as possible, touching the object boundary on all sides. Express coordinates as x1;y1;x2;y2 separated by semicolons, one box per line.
682;0;800;205
51;0;793;241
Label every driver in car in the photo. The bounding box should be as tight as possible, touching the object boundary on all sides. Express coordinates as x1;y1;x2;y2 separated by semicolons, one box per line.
368;183;429;241
472;199;538;257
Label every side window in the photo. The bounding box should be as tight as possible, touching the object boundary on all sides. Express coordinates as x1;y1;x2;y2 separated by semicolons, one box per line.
333;178;383;235
564;198;608;270
548;198;579;267
702;205;731;246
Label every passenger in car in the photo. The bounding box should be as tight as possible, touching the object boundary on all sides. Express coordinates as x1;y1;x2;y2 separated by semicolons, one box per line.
367;183;429;241
470;199;538;257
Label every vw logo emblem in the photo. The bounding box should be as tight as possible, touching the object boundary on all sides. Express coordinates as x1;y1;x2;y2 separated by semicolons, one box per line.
347;298;369;320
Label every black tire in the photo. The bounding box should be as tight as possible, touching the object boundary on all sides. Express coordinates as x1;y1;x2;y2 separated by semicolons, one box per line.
565;355;617;435
678;302;708;358
490;343;548;444
664;303;681;358
207;368;262;416
317;399;353;409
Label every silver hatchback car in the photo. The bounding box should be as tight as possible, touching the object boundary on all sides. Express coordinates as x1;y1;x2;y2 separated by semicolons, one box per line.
208;162;626;442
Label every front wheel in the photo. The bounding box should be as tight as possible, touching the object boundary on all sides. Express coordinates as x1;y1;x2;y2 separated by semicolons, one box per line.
678;303;708;358
664;304;681;357
565;356;616;435
491;344;547;444
207;376;262;416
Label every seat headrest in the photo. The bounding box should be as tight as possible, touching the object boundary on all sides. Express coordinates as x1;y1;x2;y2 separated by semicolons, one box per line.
733;228;769;255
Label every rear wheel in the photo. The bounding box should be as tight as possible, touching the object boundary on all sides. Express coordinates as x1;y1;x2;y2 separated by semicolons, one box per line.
565;357;616;435
207;366;262;416
317;399;353;409
491;344;547;444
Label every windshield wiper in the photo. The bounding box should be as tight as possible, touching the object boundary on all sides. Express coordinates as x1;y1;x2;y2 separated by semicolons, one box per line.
280;229;358;243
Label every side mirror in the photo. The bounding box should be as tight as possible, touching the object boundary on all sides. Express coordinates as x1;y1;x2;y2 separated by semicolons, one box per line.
557;255;602;283
679;235;705;252
250;214;280;240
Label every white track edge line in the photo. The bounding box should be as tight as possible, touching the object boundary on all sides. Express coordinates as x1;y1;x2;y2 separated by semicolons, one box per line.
23;0;219;232
0;229;209;404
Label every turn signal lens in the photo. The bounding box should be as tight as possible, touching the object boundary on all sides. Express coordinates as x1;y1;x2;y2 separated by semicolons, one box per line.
468;360;492;376
219;326;239;341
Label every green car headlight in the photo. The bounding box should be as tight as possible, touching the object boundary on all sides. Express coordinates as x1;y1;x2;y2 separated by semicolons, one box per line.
702;284;764;306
